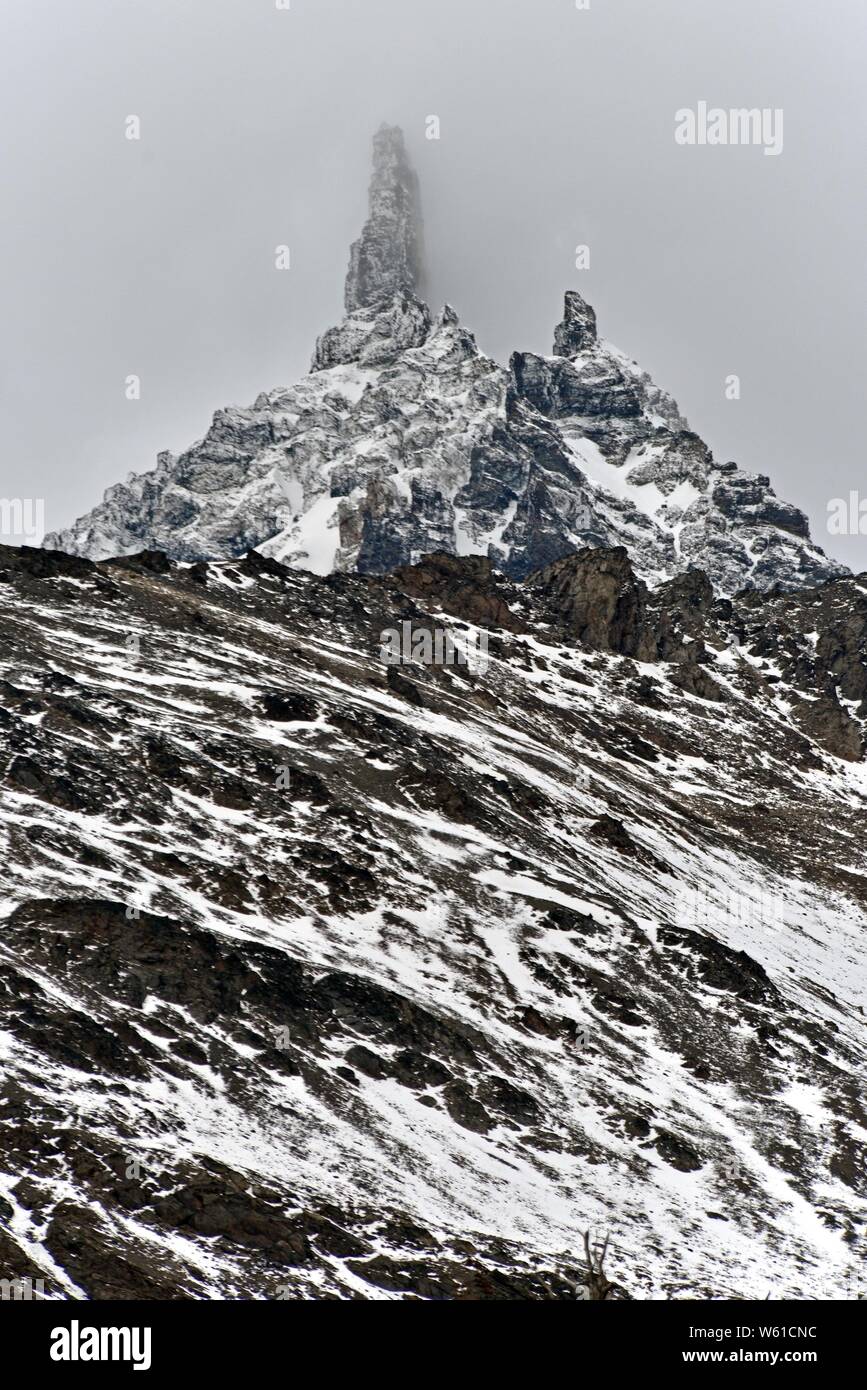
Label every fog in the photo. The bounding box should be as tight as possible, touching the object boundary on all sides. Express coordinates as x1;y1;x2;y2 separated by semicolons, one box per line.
1;0;865;567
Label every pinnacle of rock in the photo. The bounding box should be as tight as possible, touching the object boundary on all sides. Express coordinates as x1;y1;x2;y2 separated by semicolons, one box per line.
553;290;598;356
344;124;426;313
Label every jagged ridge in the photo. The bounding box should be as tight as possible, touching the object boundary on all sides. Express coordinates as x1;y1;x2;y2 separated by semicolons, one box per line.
45;128;846;598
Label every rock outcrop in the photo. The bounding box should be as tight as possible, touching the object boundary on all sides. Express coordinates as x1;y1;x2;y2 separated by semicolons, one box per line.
530;547;651;658
344;123;426;314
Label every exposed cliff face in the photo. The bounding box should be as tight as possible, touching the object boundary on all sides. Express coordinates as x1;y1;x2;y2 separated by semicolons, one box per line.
514;290;839;595
311;293;432;372
343;123;426;314
312;124;429;372
45;126;846;598
1;541;865;1299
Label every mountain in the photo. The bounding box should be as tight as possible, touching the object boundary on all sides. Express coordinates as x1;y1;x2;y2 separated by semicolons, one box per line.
44;126;846;597
0;541;865;1299
8;122;865;1304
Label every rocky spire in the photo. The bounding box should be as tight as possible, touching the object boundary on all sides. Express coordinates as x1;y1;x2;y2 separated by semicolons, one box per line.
344;124;426;312
553;290;598;356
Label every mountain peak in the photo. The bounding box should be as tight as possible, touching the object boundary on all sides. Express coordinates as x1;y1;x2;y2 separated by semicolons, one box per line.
44;131;848;598
553;290;598;356
344;124;426;313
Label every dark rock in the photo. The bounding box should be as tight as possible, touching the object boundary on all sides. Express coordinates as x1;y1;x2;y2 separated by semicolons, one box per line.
552;290;598;355
344;1044;392;1079
530;548;651;658
260;691;319;722
659;925;781;1007
654;1131;703;1173
105;549;173;576
386;664;425;705
343;124;426;314
443;1082;492;1134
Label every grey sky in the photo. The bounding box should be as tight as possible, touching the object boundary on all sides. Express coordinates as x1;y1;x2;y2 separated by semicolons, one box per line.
2;0;865;567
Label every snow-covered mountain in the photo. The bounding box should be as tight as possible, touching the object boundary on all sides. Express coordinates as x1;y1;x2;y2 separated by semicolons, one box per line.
7;122;865;1304
45;126;846;597
0;541;865;1299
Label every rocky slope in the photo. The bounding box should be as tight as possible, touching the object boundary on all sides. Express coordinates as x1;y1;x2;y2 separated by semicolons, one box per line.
0;541;865;1300
44;127;846;597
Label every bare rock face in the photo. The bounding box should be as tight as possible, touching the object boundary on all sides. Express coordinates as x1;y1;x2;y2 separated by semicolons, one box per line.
510;291;845;595
311;294;431;371
552;289;598;355
389;552;522;633
530;547;650;658
344;124;426;314
312;124;430;371
511;345;645;421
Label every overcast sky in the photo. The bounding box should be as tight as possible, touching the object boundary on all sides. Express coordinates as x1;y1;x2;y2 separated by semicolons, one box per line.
1;0;865;567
